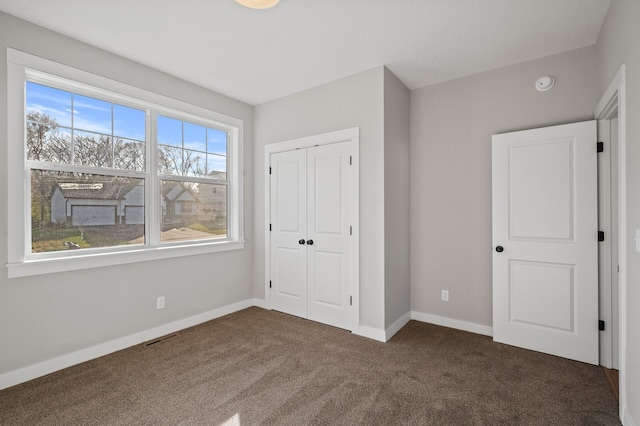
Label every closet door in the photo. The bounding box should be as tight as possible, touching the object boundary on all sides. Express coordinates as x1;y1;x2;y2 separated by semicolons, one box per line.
307;142;352;330
270;149;308;318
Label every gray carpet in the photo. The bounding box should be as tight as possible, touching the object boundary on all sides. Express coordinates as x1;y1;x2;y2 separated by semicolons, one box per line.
0;307;620;425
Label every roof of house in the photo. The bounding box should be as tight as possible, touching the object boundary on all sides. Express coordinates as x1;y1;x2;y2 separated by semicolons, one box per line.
56;180;140;200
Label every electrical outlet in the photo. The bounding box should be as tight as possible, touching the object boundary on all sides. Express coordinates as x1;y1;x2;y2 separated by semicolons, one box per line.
157;296;165;310
441;290;449;302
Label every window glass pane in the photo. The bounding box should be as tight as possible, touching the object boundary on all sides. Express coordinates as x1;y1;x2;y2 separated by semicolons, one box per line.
31;170;145;253
26;82;146;172
157;115;182;147
184;149;207;177
207;154;227;179
158;144;183;175
157;117;228;179
26;81;72;128
183;122;206;152
207;128;227;156
113;104;145;141
160;180;227;243
114;138;145;172
73;94;112;134
26;120;72;163
73;131;113;168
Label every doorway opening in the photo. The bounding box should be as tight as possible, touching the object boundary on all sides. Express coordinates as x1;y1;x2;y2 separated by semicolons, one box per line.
594;64;626;420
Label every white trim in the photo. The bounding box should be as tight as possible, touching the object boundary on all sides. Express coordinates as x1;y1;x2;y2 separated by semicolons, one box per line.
354;325;386;342
595;65;626;423
263;142;272;309
624;408;636;426
252;298;268;309
411;311;494;337
8;49;242;128
0;299;254;390
385;311;411;341
265;127;359;154
597;118;614;369
264;128;360;332
7;240;245;278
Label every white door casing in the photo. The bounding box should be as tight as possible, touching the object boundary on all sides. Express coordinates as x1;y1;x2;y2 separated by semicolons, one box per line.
594;65;626;424
597;117;620;370
265;128;360;332
492;121;599;365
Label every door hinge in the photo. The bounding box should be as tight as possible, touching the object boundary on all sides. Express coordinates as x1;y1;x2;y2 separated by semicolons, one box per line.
349;155;352;165
350;296;352;306
350;225;352;235
269;166;272;174
599;320;605;331
597;142;604;153
598;231;605;242
269;280;272;289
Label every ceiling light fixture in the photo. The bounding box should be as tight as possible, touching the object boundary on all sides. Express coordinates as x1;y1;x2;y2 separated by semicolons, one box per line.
235;0;280;9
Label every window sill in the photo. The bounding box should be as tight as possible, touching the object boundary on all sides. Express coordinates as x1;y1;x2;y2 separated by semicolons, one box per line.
6;240;246;278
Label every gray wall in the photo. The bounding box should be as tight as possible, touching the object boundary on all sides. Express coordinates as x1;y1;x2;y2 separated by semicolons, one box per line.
383;68;411;328
596;0;640;422
254;67;386;330
410;47;598;326
0;12;255;375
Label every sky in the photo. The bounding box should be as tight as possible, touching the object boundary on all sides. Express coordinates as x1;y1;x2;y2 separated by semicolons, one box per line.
26;81;227;173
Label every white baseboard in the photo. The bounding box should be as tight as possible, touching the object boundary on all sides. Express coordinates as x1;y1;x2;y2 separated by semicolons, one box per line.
355;325;386;342
252;298;269;309
624;408;636;426
385;311;411;341
411;311;493;337
0;299;254;390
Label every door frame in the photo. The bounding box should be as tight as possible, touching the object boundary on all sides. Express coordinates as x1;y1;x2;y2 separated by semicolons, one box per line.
264;127;360;332
594;65;626;421
597;117;617;370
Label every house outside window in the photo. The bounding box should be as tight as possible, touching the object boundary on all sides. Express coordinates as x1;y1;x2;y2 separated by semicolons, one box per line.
7;49;244;277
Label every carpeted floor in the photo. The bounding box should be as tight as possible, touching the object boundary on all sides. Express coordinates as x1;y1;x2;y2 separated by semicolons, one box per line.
0;307;620;425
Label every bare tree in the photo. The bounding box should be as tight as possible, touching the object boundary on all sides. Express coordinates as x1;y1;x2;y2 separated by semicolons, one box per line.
114;138;145;171
27;113;63;227
158;145;205;176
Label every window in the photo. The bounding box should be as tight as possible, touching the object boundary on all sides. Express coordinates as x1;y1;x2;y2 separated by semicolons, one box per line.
7;49;244;277
157;115;229;243
26;82;147;253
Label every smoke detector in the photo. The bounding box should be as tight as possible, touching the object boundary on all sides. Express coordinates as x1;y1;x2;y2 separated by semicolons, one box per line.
535;76;555;92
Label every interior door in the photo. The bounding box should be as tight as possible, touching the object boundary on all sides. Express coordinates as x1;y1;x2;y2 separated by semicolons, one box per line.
307;142;352;329
492;121;598;365
269;141;353;331
270;149;308;318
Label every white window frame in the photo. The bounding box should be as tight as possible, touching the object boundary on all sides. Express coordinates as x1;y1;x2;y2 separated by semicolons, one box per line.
6;49;244;278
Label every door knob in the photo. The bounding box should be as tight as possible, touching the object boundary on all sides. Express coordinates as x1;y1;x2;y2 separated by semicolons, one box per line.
306;239;314;245
298;239;306;245
495;246;504;253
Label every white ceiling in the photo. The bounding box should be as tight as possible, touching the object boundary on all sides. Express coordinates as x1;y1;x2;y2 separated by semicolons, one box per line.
0;0;611;105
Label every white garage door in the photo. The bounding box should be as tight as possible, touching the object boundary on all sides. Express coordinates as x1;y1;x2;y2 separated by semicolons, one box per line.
124;206;144;224
72;206;116;226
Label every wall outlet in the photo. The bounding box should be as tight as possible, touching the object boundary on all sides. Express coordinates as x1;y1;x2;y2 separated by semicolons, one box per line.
441;290;449;302
156;296;165;310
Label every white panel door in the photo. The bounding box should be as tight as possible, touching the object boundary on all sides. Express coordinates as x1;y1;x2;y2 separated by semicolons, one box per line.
270;149;308;318
307;142;352;330
492;121;598;364
269;140;353;331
